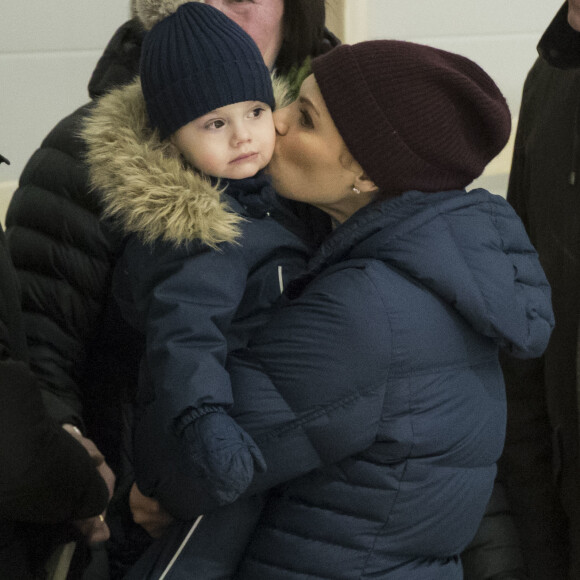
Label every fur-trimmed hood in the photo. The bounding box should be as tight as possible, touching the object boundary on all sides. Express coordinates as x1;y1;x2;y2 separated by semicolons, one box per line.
82;77;290;248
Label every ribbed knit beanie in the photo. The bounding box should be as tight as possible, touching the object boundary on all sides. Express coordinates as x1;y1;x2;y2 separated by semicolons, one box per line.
311;40;511;195
137;0;274;140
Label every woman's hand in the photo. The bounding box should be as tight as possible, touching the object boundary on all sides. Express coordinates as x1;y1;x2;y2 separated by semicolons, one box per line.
129;482;174;538
73;513;111;544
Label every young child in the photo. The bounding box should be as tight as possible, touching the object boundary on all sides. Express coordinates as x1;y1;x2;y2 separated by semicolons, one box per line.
83;0;316;522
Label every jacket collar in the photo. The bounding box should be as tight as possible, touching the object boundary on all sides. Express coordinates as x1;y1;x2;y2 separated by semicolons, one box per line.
538;2;580;69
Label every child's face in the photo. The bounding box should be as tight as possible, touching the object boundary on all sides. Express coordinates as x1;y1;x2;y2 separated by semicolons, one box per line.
172;101;275;180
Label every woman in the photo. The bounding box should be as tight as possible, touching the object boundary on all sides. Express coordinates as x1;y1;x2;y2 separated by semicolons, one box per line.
120;40;553;579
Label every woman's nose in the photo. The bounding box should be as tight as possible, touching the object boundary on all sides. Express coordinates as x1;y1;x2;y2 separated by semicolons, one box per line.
273;107;289;135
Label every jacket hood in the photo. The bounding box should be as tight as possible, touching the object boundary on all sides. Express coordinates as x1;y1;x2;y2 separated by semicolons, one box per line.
310;189;554;358
537;3;580;188
82;76;291;248
88;19;145;99
538;3;580;70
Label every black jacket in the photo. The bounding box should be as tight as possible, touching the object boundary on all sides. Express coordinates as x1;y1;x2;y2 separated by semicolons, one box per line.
0;223;108;579
499;3;580;577
5;19;147;472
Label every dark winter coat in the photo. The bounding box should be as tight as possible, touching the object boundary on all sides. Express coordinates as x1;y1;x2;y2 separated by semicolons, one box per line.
82;76;315;513
126;189;553;579
5;19;146;473
498;3;580;578
0;225;109;579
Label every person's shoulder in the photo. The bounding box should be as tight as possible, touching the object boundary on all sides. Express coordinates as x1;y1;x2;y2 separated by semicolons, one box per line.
88;18;144;99
40;102;95;162
7;102;102;225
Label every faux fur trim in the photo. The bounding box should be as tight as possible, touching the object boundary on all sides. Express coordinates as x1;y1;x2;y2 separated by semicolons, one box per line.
136;0;196;31
83;79;241;248
82;76;292;248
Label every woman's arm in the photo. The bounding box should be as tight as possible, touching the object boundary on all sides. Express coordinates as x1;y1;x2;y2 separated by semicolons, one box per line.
234;266;390;490
154;265;391;519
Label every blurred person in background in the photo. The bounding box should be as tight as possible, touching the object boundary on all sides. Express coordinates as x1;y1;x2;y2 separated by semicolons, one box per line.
0;154;112;580
499;1;580;578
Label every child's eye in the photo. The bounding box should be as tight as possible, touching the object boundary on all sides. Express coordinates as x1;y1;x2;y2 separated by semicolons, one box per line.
250;107;265;119
205;119;225;130
299;108;314;129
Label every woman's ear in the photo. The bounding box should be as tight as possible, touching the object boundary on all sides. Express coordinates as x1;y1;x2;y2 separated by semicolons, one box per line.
340;147;379;195
354;172;379;195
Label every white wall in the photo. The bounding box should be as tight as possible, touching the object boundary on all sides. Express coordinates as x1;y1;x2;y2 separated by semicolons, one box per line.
0;1;131;221
0;0;566;221
344;0;561;115
344;0;563;196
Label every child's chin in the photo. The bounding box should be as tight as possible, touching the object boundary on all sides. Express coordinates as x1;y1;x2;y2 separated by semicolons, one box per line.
226;163;267;180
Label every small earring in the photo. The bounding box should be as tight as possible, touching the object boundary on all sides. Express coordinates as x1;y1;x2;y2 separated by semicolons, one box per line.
352;185;361;195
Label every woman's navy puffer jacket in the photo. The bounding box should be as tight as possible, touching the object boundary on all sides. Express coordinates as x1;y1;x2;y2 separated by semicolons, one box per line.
229;189;553;579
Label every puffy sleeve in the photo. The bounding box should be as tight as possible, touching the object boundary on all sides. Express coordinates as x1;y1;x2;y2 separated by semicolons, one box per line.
126;237;270;508
5;105;120;430
153;265;392;519
122;237;250;422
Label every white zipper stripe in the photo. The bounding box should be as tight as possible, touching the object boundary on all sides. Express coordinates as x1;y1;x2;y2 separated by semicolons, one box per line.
158;515;204;580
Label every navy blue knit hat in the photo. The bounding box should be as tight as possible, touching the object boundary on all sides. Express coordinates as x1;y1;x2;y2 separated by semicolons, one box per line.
137;1;275;140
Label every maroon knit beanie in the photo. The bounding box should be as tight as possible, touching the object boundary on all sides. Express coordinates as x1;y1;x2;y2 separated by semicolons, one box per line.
310;40;511;195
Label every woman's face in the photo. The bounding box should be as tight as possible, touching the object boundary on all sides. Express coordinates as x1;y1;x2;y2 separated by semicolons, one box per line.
203;0;285;70
569;0;580;31
268;75;376;223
